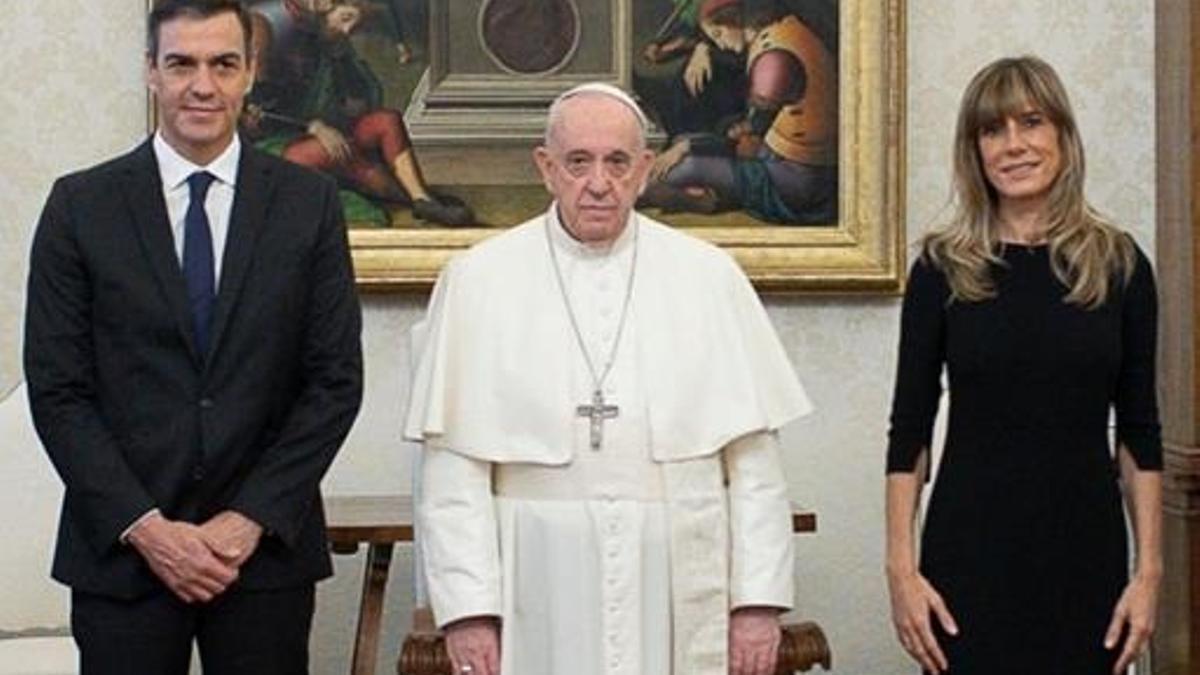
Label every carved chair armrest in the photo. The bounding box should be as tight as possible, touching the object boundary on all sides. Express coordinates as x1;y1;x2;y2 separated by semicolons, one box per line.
396;620;831;674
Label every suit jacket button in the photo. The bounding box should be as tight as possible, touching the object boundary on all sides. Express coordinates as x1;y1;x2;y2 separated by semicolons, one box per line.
191;465;205;480
199;398;214;409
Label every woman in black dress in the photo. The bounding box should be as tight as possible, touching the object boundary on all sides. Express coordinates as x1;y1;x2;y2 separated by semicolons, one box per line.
884;56;1163;675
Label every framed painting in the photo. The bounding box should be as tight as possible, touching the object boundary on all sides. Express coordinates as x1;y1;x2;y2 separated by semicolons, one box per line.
221;0;904;292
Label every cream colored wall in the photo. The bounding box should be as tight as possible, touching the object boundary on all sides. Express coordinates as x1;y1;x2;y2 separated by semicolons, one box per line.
0;1;1155;673
0;3;148;398
0;2;146;632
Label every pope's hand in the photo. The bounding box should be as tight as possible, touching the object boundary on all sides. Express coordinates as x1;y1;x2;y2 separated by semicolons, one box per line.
445;616;500;675
729;606;782;675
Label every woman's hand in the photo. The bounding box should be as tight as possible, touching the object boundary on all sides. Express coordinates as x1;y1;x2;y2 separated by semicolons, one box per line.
1104;572;1160;674
887;568;958;673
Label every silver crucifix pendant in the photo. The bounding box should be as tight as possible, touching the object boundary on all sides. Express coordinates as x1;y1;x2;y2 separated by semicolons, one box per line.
576;389;619;451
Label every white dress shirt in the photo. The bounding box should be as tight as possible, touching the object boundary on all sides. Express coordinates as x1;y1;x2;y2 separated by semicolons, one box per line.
121;133;242;543
152;131;240;288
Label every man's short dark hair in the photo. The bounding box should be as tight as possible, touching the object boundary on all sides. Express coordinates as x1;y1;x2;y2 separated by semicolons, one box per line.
147;0;253;61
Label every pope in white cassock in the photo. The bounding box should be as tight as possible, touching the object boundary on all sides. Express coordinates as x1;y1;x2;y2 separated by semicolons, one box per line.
405;83;813;675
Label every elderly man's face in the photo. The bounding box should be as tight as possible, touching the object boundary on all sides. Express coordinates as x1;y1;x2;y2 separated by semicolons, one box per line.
534;95;654;244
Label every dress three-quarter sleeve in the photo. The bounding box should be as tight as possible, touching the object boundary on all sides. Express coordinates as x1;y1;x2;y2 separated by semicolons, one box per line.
1114;248;1163;470
887;257;950;473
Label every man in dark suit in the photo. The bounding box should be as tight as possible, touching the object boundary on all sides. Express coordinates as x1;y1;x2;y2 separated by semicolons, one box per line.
23;1;363;672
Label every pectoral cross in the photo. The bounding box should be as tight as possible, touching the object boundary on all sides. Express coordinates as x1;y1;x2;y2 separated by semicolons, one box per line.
576;389;618;451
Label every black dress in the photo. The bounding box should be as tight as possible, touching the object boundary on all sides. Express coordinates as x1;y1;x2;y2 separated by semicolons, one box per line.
887;243;1162;675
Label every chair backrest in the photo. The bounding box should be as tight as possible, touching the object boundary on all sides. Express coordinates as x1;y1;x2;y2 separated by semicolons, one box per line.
0;383;70;631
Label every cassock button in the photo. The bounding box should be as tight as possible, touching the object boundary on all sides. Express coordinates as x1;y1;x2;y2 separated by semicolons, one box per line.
199;398;215;409
191;465;205;480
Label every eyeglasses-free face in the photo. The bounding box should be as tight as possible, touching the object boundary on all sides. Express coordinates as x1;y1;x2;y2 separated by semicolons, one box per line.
534;95;654;245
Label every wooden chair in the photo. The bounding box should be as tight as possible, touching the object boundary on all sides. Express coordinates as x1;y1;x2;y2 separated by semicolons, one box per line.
397;609;832;675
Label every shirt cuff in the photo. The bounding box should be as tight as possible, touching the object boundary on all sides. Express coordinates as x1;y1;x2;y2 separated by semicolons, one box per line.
119;507;161;545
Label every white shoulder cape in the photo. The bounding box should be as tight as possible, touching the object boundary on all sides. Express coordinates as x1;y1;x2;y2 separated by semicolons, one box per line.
403;210;812;463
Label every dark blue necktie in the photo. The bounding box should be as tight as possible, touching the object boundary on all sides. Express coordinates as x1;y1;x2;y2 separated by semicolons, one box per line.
183;171;216;358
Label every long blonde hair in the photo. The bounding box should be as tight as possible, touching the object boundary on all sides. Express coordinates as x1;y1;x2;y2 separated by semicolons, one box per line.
921;55;1134;308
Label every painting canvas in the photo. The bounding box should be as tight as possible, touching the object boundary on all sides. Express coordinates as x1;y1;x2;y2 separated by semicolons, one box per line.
633;0;839;226
240;0;476;228
219;0;903;291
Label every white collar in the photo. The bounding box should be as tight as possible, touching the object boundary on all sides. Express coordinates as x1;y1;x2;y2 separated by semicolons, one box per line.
153;132;241;191
546;202;638;260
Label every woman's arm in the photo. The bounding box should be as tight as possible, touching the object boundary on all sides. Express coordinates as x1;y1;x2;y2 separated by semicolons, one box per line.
886;450;957;674
1104;446;1162;674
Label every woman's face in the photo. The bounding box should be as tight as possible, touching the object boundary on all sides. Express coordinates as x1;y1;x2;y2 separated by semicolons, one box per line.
977;105;1063;209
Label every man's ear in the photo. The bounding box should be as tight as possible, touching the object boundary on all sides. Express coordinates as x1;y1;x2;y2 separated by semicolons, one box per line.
635;149;655;195
533;146;555;193
245;56;258;93
144;52;158;94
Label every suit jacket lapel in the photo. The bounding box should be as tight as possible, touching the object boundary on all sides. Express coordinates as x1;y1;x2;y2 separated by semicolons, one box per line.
121;140;203;364
207;143;274;363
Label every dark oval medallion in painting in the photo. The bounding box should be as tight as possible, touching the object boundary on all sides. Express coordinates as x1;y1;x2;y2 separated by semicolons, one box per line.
478;0;580;75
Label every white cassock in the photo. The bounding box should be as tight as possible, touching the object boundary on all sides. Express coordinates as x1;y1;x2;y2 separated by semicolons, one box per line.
405;206;812;675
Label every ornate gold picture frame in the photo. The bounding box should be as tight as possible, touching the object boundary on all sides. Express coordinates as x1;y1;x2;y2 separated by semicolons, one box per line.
350;0;904;293
153;0;903;292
